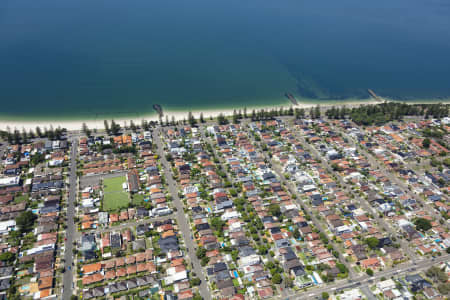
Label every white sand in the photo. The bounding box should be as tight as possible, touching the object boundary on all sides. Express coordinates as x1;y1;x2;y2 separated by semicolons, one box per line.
0;100;378;131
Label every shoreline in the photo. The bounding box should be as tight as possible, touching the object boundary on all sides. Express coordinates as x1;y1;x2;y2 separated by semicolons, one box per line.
0;98;447;131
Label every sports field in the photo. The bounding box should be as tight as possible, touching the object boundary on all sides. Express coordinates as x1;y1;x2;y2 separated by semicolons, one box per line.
103;176;129;211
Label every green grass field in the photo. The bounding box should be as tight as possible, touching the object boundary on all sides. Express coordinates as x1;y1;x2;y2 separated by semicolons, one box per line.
103;176;127;193
103;176;129;211
14;194;28;204
131;193;146;206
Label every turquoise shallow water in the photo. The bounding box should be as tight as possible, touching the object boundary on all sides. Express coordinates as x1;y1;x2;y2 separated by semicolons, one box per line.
0;0;450;119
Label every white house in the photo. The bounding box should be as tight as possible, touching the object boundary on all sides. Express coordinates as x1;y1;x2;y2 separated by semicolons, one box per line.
0;220;16;234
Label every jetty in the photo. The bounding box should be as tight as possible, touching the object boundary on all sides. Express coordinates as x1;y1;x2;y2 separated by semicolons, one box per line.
285;93;298;105
153;104;164;117
368;89;383;102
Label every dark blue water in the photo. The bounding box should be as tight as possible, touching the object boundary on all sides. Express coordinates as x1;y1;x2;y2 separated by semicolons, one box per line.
0;0;449;119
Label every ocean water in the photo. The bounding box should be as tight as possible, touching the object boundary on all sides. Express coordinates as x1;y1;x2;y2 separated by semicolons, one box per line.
0;0;449;119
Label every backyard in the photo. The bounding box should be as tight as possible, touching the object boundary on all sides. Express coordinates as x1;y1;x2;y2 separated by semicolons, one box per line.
102;176;130;211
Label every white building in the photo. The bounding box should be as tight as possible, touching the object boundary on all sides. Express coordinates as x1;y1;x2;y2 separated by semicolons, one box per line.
0;220;16;234
0;176;20;188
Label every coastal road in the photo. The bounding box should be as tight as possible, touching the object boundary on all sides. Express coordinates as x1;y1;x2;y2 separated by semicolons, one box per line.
278;254;450;300
63;139;78;300
360;285;377;300
153;128;212;300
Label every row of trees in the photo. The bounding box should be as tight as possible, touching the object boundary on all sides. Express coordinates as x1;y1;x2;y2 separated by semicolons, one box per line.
324;102;449;125
0;126;65;144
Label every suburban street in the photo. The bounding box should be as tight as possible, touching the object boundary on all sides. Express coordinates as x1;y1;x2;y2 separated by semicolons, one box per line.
153;128;212;300
338;127;448;230
289;125;418;260
54;118;448;300
244;122;357;279
81;214;175;235
280;254;450;300
62;138;78;300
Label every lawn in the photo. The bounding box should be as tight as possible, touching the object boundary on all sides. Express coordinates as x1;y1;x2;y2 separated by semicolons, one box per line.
232;278;240;287
103;176;126;193
103;192;129;211
14;195;29;204
103;176;129;211
131;193;146;206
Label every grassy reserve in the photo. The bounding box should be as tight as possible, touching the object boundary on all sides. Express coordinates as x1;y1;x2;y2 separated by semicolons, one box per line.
103;176;129;211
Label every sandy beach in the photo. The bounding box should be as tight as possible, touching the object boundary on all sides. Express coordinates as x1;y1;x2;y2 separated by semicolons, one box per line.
0;99;381;131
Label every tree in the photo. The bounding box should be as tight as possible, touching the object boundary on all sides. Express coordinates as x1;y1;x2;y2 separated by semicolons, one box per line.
217;113;228;125
201;256;209;266
272;273;282;284
16;211;37;234
321;292;329;299
193;294;202;300
200;112;205;123
210;217;225;232
104;120;110;134
232;110;239;124
422;138;431;148
13;129;21;144
315;105;321;119
366;268;374;276
196;247;206;259
268;204;281;217
82;123;91;137
28;129;35;139
130;120;137;132
31;152;45;166
110;120;121;135
426;266;448;283
0;252;15;263
188;111;196;126
365;237;379;249
415;217;432;232
190;277;201;286
36;126;43;138
336;263;348;274
293;228;301;239
21;128;28;144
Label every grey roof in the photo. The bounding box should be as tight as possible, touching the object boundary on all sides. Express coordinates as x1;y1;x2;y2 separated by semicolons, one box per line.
0;267;13;277
126;279;137;289
405;274;424;284
0;279;10;291
138;289;151;297
136;277;148;286
117;281;128;291
132;239;146;251
92;287;105;297
108;283;119;293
